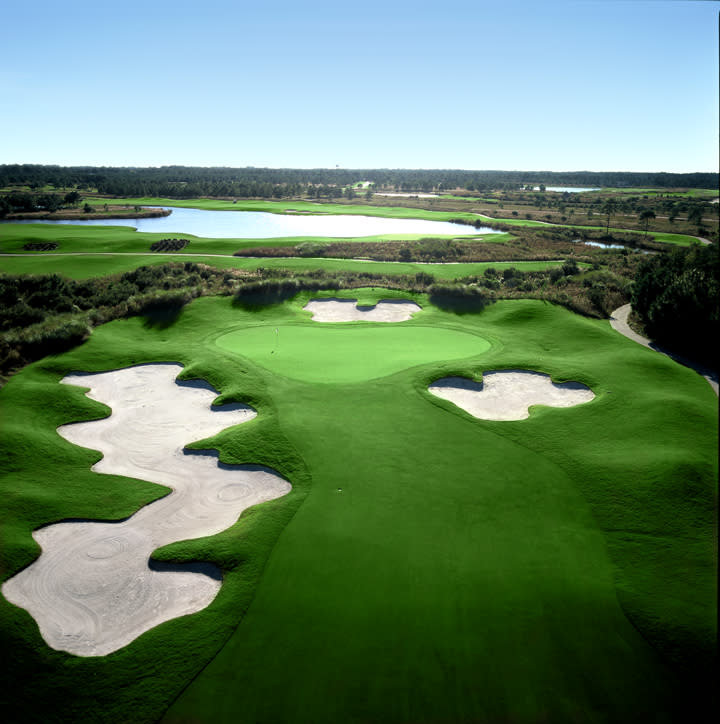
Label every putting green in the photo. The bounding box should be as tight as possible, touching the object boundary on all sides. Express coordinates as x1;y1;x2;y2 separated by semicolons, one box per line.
216;325;491;383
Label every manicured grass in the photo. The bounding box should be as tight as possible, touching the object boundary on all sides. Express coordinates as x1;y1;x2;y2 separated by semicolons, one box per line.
1;293;716;723
645;231;703;246
217;324;491;383
0;249;576;282
0;222;367;256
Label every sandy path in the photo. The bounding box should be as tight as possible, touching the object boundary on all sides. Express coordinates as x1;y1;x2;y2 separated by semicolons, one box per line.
429;370;595;421
609;305;718;395
1;364;291;656
304;298;421;322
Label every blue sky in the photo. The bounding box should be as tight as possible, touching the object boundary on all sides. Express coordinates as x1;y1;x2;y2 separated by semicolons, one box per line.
1;0;717;172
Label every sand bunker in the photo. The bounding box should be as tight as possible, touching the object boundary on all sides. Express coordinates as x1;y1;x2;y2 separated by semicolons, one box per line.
1;364;291;657
304;298;421;322
429;370;594;421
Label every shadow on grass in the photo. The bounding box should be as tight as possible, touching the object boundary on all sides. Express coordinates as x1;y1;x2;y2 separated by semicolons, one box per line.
232;286;301;311
142;303;185;329
428;290;494;315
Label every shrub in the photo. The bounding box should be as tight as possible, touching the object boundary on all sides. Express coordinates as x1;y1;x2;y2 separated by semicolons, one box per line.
150;238;189;252
295;242;326;257
632;244;718;363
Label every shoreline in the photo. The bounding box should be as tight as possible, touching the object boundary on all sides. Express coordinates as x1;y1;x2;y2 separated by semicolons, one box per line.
4;207;172;221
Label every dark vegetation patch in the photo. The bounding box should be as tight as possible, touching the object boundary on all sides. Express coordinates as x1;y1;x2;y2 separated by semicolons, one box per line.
233;278;340;308
150;238;190;252
22;242;59;251
632;243;718;367
427;283;493;314
0;190;170;220
0;263;242;380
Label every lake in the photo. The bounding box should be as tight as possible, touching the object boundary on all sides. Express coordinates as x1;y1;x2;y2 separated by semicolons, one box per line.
531;187;600;193
3;206;500;239
533;186;602;194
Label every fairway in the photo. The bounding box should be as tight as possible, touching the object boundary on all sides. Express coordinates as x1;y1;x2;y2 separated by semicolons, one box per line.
0;293;716;724
216;324;491;382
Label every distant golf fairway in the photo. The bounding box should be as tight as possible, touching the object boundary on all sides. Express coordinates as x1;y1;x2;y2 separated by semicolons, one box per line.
0;293;716;724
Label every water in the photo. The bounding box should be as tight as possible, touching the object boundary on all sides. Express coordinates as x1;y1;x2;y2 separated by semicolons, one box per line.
581;240;626;249
2;206;499;239
532;186;600;193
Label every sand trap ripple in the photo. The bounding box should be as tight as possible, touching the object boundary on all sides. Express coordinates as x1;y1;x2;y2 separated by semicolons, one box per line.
1;363;291;657
429;370;594;421
304;298;421;322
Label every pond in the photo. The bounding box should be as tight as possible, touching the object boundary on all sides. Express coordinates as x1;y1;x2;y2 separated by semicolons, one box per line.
531;186;600;193
3;206;500;239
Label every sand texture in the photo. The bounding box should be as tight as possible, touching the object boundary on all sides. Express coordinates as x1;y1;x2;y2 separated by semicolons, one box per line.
1;364;291;656
429;370;595;421
304;298;421;322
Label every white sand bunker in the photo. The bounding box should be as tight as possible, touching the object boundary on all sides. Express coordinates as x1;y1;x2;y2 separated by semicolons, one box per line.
304;298;421;322
429;370;595;421
1;364;291;657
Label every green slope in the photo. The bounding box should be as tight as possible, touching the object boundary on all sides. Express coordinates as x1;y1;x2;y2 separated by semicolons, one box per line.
0;295;716;724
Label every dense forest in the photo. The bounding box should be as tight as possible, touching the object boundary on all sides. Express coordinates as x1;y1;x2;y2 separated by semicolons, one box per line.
1;165;717;199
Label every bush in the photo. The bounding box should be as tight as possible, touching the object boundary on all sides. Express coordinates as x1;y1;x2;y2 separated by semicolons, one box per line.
295;242;326;257
562;259;579;276
150;238;189;252
23;242;59;251
631;243;719;364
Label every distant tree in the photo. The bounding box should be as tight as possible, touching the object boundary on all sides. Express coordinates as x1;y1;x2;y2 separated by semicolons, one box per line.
64;191;81;206
83;203;93;213
639;209;656;235
37;194;62;212
8;191;36;212
687;206;704;229
601;198;618;234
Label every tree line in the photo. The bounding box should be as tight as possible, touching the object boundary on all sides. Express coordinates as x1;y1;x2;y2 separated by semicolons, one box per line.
0;190;83;217
1;165;716;199
631;243;718;366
